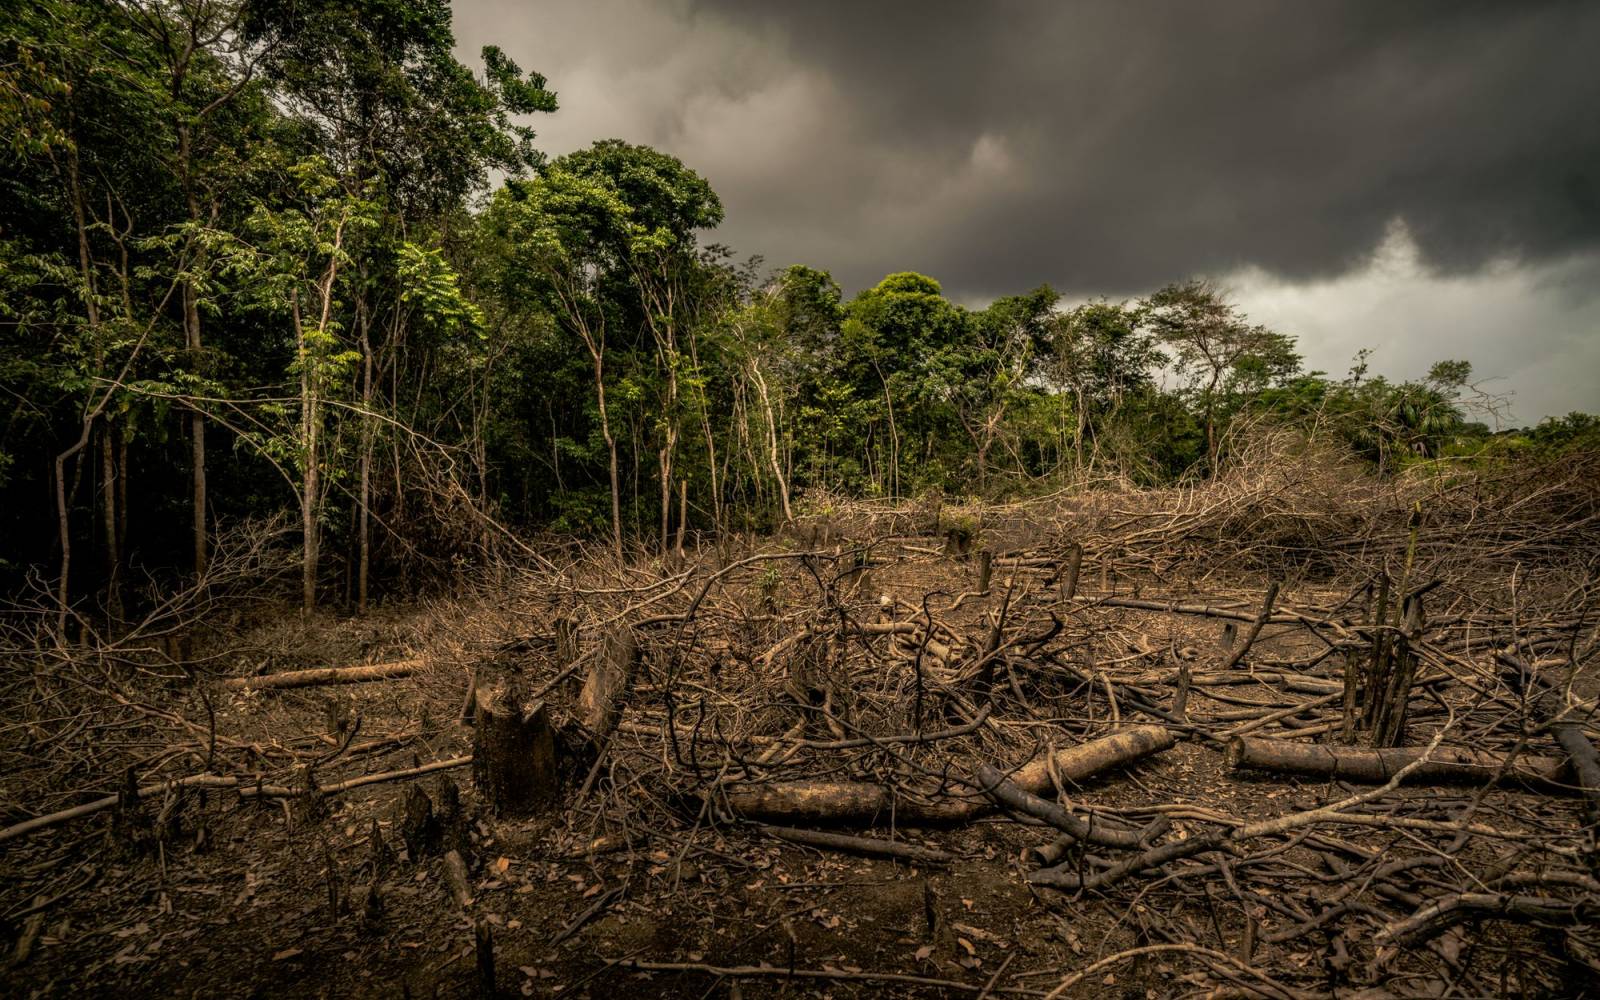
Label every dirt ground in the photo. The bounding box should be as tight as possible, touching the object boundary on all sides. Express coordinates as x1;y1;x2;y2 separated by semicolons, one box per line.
3;479;1597;998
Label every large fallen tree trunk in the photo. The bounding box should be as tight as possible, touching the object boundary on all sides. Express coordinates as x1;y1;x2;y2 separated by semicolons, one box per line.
217;658;422;691
1227;736;1570;789
1127;669;1343;694
718;725;1173;826
999;724;1174;789
715;781;976;826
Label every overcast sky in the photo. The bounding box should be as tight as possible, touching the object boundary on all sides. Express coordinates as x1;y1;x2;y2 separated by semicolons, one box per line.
451;0;1600;424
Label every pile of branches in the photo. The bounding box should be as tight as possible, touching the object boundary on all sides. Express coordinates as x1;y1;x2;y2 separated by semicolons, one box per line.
3;449;1596;997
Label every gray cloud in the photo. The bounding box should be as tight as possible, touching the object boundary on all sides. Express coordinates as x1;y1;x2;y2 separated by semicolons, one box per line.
451;0;1600;420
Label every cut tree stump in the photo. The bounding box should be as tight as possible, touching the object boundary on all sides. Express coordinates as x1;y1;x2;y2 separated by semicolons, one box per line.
1058;542;1083;602
401;784;439;859
1219;581;1278;671
1227;736;1570;789
472;685;558;816
578;626;640;740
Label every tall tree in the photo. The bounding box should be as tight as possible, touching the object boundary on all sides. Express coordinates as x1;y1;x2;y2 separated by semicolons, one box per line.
240;0;555;604
558;141;722;552
1050;300;1161;468
1143;279;1299;468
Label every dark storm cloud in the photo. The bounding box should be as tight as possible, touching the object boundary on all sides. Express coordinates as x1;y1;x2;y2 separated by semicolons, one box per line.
684;0;1600;297
451;0;1600;420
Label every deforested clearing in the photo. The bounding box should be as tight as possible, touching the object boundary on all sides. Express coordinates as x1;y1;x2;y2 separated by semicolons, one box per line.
5;2;1600;997
4;438;1598;997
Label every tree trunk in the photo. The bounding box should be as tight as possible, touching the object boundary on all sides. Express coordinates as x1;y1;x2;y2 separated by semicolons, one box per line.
749;359;793;523
356;296;373;614
185;283;207;580
1227;737;1570;789
588;346;623;562
720;726;1172;826
883;381;899;499
293;290;319;614
675;479;688;559
100;417;122;624
55;146;101;637
687;331;723;536
116;422;128;576
176;120;209;582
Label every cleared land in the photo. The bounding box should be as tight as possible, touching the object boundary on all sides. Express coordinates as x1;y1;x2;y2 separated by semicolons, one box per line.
3;442;1598;998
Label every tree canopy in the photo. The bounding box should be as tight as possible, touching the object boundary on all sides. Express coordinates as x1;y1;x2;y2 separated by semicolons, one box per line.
0;0;1575;621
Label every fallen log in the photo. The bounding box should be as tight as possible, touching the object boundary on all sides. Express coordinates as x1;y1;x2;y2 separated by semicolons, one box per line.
718;725;1173;826
1535;679;1600;824
758;824;957;863
218;658;423;691
443;848;475;908
1126;669;1342;695
1025;833;1075;867
1227;737;1570;789
1097;597;1274;624
716;781;975;826
973;764;1143;848
1003;724;1175;790
1548;719;1600;823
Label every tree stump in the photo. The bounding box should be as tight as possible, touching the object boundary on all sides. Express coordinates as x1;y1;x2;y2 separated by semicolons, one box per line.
554;615;578;667
400;784;439;859
1058;542;1083;602
577;626;640;741
472;684;558;816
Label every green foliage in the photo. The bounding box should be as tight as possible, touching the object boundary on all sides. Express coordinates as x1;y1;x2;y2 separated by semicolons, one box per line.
1529;412;1600;452
2;0;1592;615
397;242;483;336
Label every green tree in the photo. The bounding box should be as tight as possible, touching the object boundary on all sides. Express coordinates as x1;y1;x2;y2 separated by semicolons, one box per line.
559;141;723;551
1050;300;1161;469
1143;279;1299;468
840;272;970;496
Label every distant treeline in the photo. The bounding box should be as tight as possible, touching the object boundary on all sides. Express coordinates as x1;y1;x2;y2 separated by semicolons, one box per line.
3;1;1595;617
